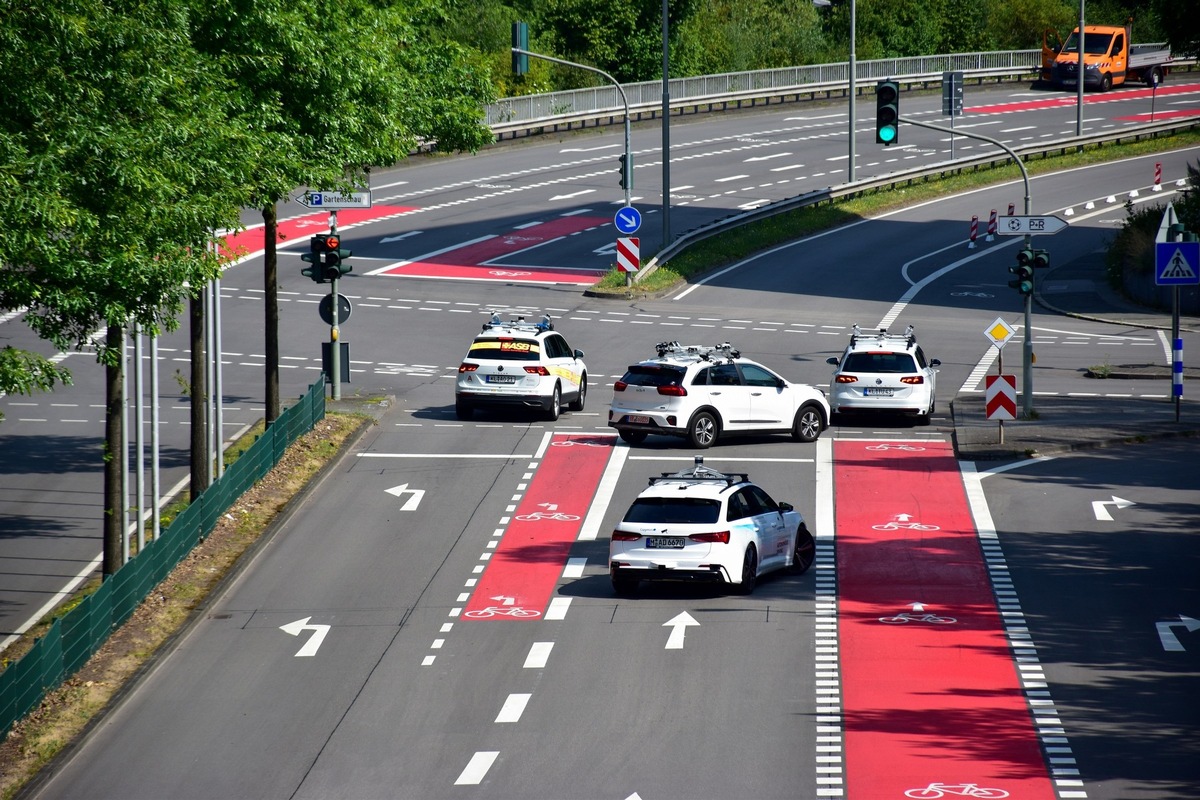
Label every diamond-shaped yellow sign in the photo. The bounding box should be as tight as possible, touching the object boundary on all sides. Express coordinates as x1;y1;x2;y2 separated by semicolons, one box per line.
984;317;1016;348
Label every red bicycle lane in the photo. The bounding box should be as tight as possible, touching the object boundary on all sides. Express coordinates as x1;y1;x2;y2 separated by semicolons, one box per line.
835;440;1056;800
217;206;418;262
463;434;615;621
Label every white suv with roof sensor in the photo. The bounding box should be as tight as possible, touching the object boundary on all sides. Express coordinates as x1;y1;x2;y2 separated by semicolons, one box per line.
455;312;587;421
609;457;815;595
825;324;940;423
608;342;830;448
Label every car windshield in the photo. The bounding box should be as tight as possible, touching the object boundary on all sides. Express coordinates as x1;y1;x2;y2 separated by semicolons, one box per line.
623;497;721;524
467;338;541;361
1061;32;1114;55
621;365;687;387
842;352;918;374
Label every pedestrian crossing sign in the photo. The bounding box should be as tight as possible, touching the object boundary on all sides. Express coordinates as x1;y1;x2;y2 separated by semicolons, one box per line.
1155;241;1200;286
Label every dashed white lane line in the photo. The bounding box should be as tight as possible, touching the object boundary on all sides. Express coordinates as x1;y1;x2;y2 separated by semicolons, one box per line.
494;693;532;723
524;642;554;669
454;751;499;785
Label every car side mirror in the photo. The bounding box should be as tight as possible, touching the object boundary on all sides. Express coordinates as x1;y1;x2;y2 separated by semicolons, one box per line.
826;357;839;366
930;358;941;367
574;349;585;359
778;502;793;513
777;378;786;389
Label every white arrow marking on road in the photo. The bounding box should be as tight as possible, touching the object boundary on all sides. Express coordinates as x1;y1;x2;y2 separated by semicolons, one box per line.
385;483;426;511
539;502;558;511
1092;495;1135;521
279;617;331;657
549;189;596;201
663;611;699;650
624;794;644;800
895;513;913;522
910;602;926;613
379;231;422;244
593;243;616;255
492;595;516;606
1156;615;1200;651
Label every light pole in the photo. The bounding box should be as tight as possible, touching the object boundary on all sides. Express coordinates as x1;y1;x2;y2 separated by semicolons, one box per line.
662;0;671;244
814;0;855;182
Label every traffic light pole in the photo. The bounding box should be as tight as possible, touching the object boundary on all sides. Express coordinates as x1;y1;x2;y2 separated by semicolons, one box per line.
512;48;631;209
329;211;341;401
898;115;1037;417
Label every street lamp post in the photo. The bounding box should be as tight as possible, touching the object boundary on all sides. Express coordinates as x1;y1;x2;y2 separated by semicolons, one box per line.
814;0;855;182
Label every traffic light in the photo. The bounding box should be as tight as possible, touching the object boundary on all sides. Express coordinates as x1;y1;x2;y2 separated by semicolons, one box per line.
875;80;900;145
618;153;631;190
319;233;353;281
1032;249;1050;270
1009;247;1035;296
300;236;326;283
511;22;528;75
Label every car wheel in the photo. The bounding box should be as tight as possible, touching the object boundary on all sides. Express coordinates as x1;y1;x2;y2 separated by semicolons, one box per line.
792;404;823;443
612;576;639;596
917;396;935;426
736;545;758;594
1100;73;1112;92
567;374;587;411
687;411;718;449
546;384;561;421
618;429;648;445
791;523;815;575
455;400;473;420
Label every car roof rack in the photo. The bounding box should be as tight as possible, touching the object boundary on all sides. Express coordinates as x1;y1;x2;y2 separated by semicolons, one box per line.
481;311;554;333
653;341;741;361
648;456;748;488
849;324;916;349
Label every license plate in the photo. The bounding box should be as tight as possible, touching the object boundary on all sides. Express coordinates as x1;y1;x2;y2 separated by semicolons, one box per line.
864;387;895;396
646;536;686;549
625;415;650;424
486;375;518;384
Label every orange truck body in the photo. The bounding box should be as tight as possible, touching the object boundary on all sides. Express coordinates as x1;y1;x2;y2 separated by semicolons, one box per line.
1042;24;1171;91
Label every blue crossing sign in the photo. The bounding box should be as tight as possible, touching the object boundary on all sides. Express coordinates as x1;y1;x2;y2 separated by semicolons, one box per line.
1156;242;1200;286
614;206;642;235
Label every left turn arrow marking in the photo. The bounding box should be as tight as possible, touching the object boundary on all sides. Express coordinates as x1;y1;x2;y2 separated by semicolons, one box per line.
280;616;331;657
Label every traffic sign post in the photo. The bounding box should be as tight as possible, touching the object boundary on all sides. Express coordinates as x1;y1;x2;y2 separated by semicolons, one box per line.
297;191;372;209
994;215;1068;236
1155;205;1198;421
1155;242;1199;286
616;237;640;278
614;206;642;235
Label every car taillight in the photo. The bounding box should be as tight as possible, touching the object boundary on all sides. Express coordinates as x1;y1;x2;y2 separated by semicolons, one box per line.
458;363;479;373
658;385;687;396
900;376;924;385
835;375;857;383
614;380;628;391
524;366;550;376
688;531;730;544
611;530;641;541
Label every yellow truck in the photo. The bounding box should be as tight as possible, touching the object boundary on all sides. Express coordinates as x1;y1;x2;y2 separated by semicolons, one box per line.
1042;23;1172;91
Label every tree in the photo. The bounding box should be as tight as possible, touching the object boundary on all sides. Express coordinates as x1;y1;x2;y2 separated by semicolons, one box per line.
0;0;253;574
188;0;494;426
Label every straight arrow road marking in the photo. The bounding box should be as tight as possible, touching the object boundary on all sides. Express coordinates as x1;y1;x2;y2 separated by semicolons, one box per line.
279;617;331;657
664;611;699;649
1092;495;1135;521
1156;615;1200;651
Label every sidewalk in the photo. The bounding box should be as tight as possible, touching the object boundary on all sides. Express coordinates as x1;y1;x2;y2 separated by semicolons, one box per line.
950;252;1200;461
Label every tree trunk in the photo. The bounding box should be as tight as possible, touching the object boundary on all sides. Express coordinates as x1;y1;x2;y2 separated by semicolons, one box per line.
264;203;280;423
190;293;209;500
103;325;124;577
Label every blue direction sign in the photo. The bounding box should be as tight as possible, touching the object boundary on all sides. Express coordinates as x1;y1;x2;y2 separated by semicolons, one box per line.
1155;242;1200;286
614;206;642;235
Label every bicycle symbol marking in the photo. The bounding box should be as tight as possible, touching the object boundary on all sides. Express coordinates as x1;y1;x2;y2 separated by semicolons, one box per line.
488;270;533;277
463;606;542;619
872;521;940;531
879;612;958;624
905;783;1009;798
550;439;608;447
864;443;926;451
514;511;581;522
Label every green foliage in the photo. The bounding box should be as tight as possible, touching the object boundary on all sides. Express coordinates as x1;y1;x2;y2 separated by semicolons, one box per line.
675;0;826;74
0;0;253;368
1107;160;1200;287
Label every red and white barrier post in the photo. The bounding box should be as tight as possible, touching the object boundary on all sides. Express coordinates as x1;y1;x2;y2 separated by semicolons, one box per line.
985;209;998;242
968;215;978;249
1007;203;1015;216
1154;162;1163;192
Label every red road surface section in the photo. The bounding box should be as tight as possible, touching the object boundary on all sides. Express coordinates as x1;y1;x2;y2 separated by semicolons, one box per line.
377;216;609;285
464;434;614;620
966;82;1199;115
217;206;417;261
835;440;1055;799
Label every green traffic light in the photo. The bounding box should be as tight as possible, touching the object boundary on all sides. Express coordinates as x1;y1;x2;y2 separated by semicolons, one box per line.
879;125;897;144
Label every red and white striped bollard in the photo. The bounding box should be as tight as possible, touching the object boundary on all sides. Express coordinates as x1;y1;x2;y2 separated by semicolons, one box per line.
968;215;978;249
985;209;998;242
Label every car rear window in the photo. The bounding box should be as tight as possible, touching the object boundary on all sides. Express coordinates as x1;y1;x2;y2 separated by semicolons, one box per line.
620;365;687;387
843;351;918;373
623;497;721;525
467;338;541;361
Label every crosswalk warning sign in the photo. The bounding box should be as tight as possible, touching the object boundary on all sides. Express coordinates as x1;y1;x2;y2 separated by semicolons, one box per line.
1155;242;1200;286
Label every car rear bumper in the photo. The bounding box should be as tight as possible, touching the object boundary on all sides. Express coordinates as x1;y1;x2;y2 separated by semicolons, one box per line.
608;412;686;438
458;391;552;411
610;563;731;584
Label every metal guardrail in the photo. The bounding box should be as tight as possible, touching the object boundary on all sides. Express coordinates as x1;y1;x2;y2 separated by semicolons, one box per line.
487;50;1045;138
629;116;1200;283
